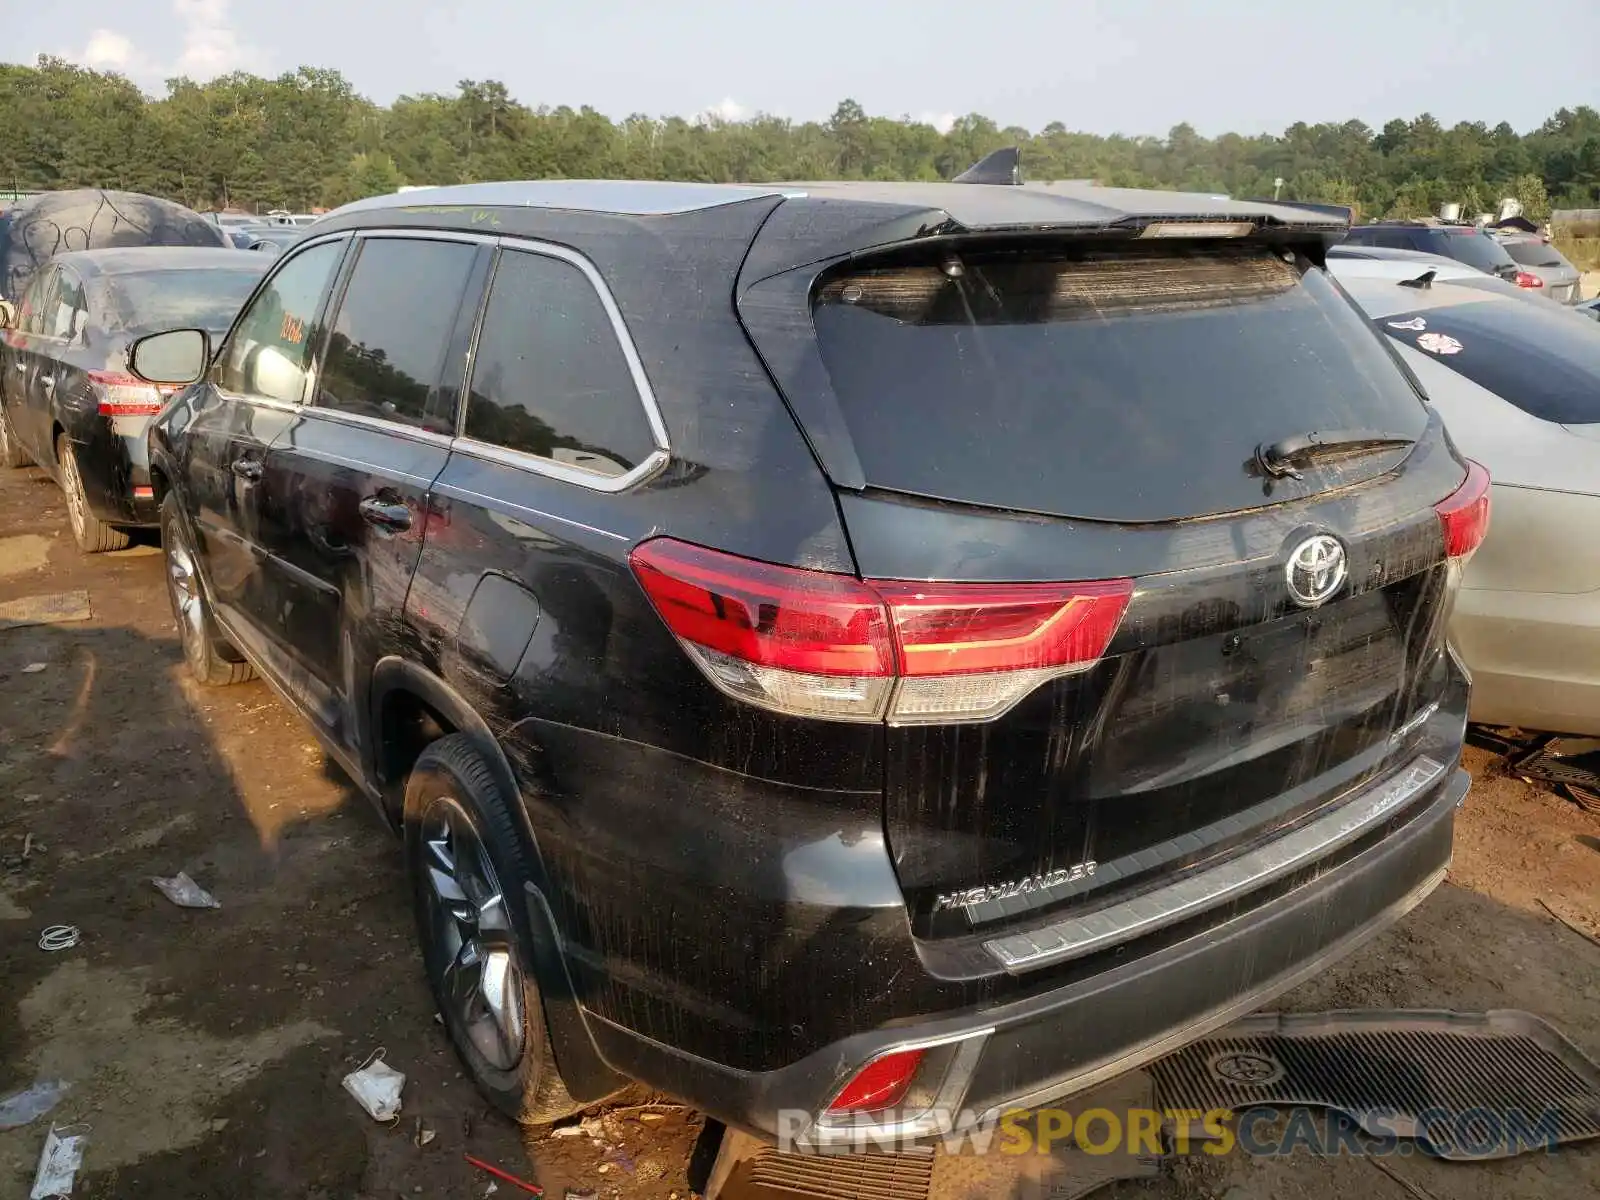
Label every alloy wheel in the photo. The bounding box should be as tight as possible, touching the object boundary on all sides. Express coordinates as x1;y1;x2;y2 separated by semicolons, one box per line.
421;797;526;1071
60;446;88;541
165;529;207;665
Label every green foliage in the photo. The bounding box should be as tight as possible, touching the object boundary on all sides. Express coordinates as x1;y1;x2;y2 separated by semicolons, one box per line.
1;57;1598;220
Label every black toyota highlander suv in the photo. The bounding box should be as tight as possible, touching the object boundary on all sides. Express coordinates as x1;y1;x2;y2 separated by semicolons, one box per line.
133;177;1485;1146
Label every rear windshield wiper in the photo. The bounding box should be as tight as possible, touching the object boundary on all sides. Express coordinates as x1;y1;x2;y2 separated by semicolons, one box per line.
1255;429;1415;479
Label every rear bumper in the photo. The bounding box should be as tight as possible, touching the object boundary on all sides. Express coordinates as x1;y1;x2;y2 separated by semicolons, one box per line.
577;763;1468;1143
68;428;158;527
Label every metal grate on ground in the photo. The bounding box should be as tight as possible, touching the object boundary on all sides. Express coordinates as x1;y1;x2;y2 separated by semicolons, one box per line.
1149;1009;1600;1160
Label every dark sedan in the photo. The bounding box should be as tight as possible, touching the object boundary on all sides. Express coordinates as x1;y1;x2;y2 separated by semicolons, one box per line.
0;247;268;551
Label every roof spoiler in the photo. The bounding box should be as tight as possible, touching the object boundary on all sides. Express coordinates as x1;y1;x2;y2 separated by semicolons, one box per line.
1245;198;1353;225
953;147;1022;186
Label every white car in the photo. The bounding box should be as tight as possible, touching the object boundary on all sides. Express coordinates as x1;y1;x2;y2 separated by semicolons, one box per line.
1338;270;1600;735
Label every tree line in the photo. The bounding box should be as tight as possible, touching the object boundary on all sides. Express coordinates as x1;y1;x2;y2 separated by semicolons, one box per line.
2;56;1598;223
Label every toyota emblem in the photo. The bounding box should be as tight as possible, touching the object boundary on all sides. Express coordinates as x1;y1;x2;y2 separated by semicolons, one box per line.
1285;534;1347;607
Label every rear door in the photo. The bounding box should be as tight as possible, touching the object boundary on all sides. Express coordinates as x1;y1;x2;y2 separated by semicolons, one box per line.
744;237;1471;945
5;266;61;461
253;232;485;747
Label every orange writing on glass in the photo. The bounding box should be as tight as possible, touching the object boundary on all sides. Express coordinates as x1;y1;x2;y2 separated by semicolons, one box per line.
280;312;306;345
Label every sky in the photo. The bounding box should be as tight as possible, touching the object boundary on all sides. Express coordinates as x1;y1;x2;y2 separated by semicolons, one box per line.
9;0;1598;137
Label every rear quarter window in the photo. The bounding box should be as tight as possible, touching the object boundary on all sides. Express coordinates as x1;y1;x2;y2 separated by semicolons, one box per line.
1377;299;1600;423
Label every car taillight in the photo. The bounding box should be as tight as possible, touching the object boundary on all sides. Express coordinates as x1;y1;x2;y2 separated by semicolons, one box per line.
1436;460;1491;561
90;370;172;417
630;538;1133;724
1514;271;1544;289
826;1049;925;1115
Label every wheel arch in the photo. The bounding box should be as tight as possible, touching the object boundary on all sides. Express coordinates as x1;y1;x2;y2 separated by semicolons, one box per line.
369;654;626;1104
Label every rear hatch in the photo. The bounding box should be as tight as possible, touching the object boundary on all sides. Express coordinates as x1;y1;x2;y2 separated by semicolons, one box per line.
739;218;1473;960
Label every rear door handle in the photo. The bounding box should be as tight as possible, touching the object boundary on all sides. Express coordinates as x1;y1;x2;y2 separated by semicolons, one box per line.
231;458;263;481
358;496;412;531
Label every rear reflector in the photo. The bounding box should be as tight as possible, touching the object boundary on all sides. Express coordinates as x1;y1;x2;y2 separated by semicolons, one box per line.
132;486;155;500
1436;460;1491;560
630;538;1132;724
90;370;170;417
826;1049;925;1115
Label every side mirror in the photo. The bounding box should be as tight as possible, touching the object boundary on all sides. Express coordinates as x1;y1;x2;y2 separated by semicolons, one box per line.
130;328;211;386
0;299;15;330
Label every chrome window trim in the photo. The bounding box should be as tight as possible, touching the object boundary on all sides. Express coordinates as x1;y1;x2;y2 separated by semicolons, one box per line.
452;437;668;494
450;236;670;493
983;753;1450;974
294;405;455;452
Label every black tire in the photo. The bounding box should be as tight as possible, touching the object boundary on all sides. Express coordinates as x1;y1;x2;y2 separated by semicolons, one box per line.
0;407;30;468
57;433;130;552
160;493;254;686
404;732;580;1125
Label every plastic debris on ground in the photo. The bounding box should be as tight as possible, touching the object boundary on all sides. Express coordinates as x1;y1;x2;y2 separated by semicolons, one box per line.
341;1049;404;1122
464;1153;543;1195
0;1081;70;1131
550;1116;606;1139
413;1116;436;1147
37;926;80;952
21;663;47;674
149;871;221;909
30;1124;88;1199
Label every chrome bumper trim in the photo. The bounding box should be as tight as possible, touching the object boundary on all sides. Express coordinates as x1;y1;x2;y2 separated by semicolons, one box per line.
985;753;1448;973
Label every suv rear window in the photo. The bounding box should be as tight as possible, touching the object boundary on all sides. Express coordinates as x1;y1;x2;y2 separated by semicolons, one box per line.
1423;228;1515;274
1498;239;1565;269
810;243;1428;522
1378;298;1600;424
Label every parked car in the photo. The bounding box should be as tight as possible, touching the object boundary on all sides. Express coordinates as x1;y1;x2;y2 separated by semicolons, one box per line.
241;227;304;256
1327;247;1590;315
133;181;1480;1143
1490;233;1584;303
1578;296;1600;322
1342;221;1524;284
0;189;228;308
0;247;268;551
1339;270;1600;735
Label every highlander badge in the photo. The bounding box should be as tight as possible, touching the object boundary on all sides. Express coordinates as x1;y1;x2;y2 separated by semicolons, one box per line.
935;862;1097;912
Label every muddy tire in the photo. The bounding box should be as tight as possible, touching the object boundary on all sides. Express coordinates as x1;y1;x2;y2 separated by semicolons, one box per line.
161;493;254;686
0;407;30;468
404;732;581;1125
58;434;130;552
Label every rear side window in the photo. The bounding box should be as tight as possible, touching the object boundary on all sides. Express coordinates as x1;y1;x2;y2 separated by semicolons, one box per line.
15;267;55;335
810;243;1429;522
462;249;657;479
218;241;342;404
1499;239;1565;269
97;267;266;336
316;238;477;434
1378;299;1600;424
1425;229;1514;274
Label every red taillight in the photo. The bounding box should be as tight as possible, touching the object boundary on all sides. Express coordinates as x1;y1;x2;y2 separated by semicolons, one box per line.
90;370;172;417
827;1049;925;1115
1514;271;1544;289
1436;460;1491;560
630;538;1133;724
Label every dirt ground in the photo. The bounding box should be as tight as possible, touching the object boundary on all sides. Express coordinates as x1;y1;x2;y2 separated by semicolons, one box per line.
1;461;1597;1200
